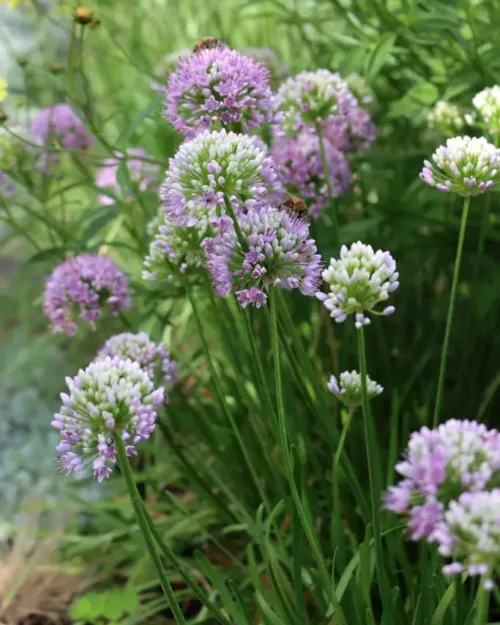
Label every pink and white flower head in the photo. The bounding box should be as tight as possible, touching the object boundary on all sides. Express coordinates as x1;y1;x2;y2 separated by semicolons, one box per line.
327;370;383;409
384;419;500;542
95;148;160;206
271;130;351;218
30;104;95;150
420;136;500;195
472;86;500;135
96;332;177;394
433;489;500;589
165;45;273;138
317;242;398;328
160;129;283;233
205;206;322;308
43;254;131;336
53;357;164;481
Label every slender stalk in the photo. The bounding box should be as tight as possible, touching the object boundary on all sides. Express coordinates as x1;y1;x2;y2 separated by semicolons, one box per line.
223;195;245;246
432;196;471;427
357;327;391;616
185;281;270;511
114;436;187;625
474;580;490;625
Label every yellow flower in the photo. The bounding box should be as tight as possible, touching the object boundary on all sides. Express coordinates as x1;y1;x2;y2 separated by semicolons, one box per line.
0;77;7;102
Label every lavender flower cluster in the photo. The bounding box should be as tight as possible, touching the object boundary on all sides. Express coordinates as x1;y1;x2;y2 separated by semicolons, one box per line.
385;419;500;587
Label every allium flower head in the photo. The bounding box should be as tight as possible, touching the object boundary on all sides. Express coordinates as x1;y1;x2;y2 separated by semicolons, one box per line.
96;332;177;392
96;148;160;205
53;357;164;481
327;370;383;408
165;45;273;138
271;130;351;218
472;86;500;135
433;490;500;587
205;205;322;308
30;104;95;150
420;136;500;195
161;129;282;231
317;242;398;328
384;419;500;541
43;254;131;335
427;100;464;136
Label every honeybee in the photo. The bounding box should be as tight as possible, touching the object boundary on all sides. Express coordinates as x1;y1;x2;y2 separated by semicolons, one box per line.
282;195;310;221
193;37;223;53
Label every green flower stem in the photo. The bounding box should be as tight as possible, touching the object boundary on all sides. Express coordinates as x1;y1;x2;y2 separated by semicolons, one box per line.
185;281;270;511
223;194;245;247
357;326;391;616
114;436;187;625
269;290;336;606
432;195;471;427
475;579;490;625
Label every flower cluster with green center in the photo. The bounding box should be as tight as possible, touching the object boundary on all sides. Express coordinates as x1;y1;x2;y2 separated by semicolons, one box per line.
427;101;464;136
317;241;398;328
327;370;383;408
420;136;500;195
472;86;500;135
53;357;164;482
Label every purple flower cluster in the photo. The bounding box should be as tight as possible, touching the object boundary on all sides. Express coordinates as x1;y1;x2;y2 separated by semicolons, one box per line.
43;254;131;335
30;105;95;151
53;356;164;481
271;130;351;218
96;332;177;393
165;45;273;138
95;148;160;206
272;70;377;153
0;171;15;197
385;419;500;558
205;205;322;307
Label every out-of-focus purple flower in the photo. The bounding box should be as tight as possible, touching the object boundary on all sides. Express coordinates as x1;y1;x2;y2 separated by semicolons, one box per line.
43;254;131;336
271;130;351;218
205;206;322;307
30;105;95;150
384;419;500;542
165;45;273;138
327;370;383;408
95;148;160;206
96;331;177;394
433;489;500;588
317;242;398;328
0;171;16;197
53;356;164;481
420;136;500;195
160;129;283;231
273;69;377;153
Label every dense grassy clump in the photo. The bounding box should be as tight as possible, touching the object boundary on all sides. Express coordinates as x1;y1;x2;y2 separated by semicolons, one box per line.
2;0;500;624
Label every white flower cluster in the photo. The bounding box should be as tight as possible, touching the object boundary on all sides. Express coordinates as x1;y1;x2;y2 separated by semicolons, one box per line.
420;136;500;196
53;356;164;481
327;370;383;407
472;86;500;134
427;100;464;136
317;241;398;328
160;129;281;233
434;489;500;589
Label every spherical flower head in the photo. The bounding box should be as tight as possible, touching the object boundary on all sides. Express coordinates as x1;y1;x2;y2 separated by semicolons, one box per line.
327;370;383;408
53;356;164;481
324;103;377;153
96;332;177;393
205;205;322;307
427;100;464;136
143;213;208;282
317;241;398;327
420;136;500;196
43;254;131;335
433;489;500;587
165;45;273;138
384;419;500;541
271;130;351;218
30;105;95;150
95;148;160;205
160;129;283;232
473;86;500;135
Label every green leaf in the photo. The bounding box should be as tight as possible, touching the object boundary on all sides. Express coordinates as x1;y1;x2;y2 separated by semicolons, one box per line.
78;207;121;249
256;593;288;625
28;247;66;265
431;582;455;625
365;34;396;83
